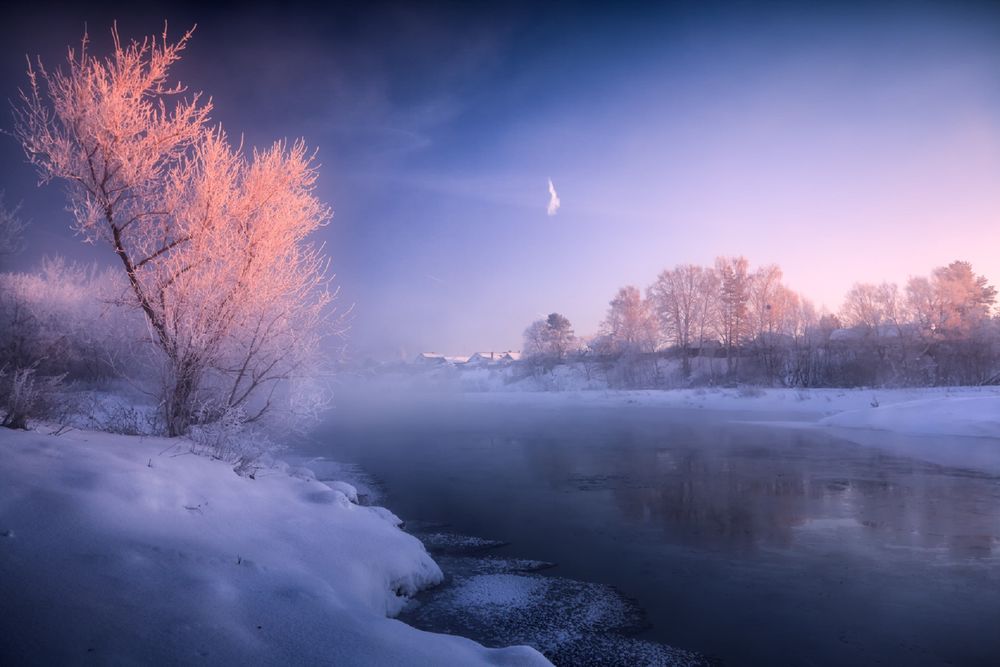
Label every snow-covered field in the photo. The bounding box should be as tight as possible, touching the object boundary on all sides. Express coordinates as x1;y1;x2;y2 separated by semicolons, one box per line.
0;427;548;666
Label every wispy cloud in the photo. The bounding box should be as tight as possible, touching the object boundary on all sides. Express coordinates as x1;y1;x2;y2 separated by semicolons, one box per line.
547;178;561;216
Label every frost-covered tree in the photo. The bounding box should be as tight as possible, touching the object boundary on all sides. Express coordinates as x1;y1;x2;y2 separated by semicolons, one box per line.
600;286;658;355
840;281;918;383
747;264;784;342
543;313;575;359
522;320;548;359
915;261;996;338
902;261;997;384
0;192;29;263
648;264;718;377
523;312;576;362
842;283;887;332
714;256;751;372
0;257;131;381
13;25;340;436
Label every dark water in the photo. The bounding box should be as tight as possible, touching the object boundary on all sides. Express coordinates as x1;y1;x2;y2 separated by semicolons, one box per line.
301;397;1000;666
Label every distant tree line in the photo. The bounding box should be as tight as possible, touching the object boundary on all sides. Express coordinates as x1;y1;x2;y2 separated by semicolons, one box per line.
522;256;1000;388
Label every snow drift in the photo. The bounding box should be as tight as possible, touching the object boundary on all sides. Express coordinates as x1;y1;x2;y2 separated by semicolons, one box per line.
0;427;548;666
819;394;1000;438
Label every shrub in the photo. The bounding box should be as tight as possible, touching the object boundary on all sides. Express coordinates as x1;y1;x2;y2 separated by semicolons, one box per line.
188;404;283;477
737;384;765;398
0;365;66;430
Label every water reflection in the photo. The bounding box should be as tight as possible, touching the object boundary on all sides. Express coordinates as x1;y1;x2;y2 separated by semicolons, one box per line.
496;422;1000;563
306;401;1000;666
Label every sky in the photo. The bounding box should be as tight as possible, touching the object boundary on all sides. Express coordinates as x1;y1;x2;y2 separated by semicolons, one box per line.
2;1;1000;359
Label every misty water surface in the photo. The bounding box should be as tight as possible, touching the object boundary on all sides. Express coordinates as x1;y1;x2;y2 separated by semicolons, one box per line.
301;397;1000;666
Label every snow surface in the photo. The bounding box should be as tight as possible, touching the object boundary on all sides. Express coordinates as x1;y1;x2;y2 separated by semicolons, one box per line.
819;394;1000;437
405;565;708;667
399;527;711;666
0;427;548;666
457;385;1000;437
352;355;1000;433
364;354;1000;439
452;573;550;612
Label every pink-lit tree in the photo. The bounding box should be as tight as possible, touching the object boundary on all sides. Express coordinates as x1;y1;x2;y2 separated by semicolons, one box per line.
600;286;658;355
648;264;719;377
14;25;341;436
714;256;752;373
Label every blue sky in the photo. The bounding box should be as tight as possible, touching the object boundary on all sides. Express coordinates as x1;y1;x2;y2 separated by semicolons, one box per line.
3;1;1000;359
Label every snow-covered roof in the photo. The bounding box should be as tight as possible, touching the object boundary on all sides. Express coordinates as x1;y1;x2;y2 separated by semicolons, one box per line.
467;351;521;363
415;351;521;365
415;352;448;363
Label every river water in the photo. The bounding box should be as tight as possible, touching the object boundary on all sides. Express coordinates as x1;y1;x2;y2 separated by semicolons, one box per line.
301;396;1000;666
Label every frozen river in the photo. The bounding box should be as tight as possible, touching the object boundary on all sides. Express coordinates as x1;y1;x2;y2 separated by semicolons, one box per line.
303;396;1000;665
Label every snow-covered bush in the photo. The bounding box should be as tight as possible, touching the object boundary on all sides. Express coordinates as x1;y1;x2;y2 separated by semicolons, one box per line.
188;404;283;477
0;258;139;384
737;384;765;398
0;365;66;430
96;402;160;436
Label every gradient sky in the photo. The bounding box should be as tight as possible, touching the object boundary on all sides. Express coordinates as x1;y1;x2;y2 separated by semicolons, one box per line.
2;1;1000;359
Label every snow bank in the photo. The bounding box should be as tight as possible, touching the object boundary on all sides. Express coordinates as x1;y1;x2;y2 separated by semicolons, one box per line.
0;427;548;666
819;394;1000;438
454;386;1000;473
458;385;1000;433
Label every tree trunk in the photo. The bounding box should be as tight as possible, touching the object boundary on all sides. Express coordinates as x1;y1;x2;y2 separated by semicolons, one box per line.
165;358;201;437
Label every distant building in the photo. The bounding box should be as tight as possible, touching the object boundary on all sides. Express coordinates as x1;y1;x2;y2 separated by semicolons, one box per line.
414;352;449;365
466;351;521;366
414;352;471;365
414;350;520;367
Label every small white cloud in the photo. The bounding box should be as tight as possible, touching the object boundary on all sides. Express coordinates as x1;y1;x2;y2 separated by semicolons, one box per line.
547;178;561;216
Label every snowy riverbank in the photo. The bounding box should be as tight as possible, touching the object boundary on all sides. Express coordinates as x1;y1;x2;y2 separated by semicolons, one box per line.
452;386;1000;476
457;385;1000;437
4;386;998;664
0;427;548;666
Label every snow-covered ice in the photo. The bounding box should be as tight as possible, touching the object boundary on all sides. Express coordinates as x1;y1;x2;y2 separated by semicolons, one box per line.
404;564;709;667
401;528;711;667
418;532;510;554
